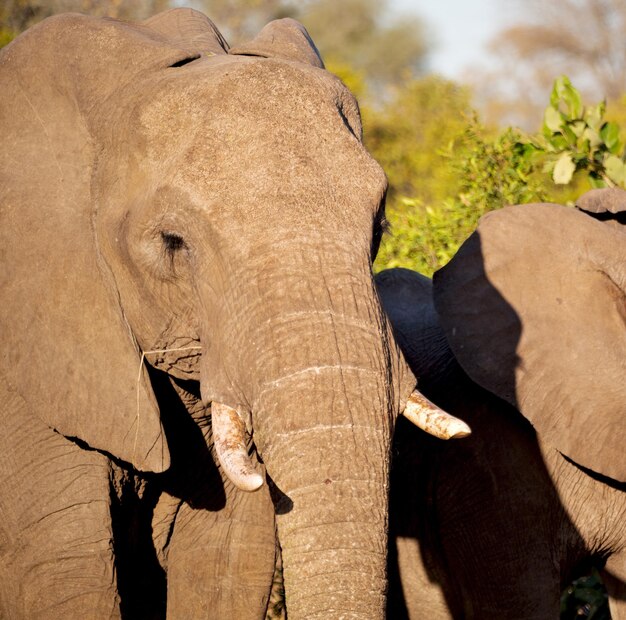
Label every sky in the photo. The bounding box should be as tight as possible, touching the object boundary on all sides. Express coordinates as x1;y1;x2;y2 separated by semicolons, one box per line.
390;0;507;78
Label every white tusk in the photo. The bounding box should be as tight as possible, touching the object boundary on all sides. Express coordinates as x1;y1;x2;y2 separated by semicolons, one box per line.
211;402;264;492
402;390;471;439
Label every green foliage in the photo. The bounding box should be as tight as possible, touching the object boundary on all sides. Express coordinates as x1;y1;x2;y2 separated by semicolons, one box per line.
560;569;609;619
324;58;369;105
298;0;428;92
452;123;546;214
538;76;626;187
0;28;16;47
374;120;547;275
374;76;625;276
374;198;464;275
364;76;472;206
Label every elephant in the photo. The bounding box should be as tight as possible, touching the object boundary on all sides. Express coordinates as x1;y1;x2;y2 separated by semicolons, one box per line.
0;8;468;619
376;191;626;619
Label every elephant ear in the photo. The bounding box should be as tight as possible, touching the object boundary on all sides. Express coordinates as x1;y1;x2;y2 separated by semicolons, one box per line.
434;203;626;481
0;13;223;472
142;7;229;55
229;18;325;68
576;187;626;228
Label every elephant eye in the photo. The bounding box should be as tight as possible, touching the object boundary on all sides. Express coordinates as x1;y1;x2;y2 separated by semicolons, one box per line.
161;231;186;253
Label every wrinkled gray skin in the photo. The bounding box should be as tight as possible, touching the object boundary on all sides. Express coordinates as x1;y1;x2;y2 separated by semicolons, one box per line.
377;193;626;619
0;9;416;619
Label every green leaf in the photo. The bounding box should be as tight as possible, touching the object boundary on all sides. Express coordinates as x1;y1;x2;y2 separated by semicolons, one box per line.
549;76;583;119
550;135;569;150
544;106;563;133
561;123;578;146
582;127;602;148
600;122;621;154
604;154;626;186
550;76;566;108
562;81;583;118
553;152;576;184
571;121;586;138
585;100;606;128
588;174;607;188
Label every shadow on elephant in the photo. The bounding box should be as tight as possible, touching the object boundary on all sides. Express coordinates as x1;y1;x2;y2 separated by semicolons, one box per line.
378;196;626;619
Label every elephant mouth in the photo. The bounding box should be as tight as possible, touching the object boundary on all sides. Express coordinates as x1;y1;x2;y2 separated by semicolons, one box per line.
143;325;472;494
145;336;202;380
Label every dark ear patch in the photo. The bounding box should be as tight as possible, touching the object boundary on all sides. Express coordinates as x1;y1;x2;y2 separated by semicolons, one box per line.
161;231;186;251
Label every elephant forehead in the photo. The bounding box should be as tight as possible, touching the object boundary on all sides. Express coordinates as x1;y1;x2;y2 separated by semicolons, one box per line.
133;57;386;226
139;55;358;127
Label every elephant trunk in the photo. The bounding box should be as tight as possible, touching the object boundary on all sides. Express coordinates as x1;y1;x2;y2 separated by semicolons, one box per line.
198;248;414;617
257;385;393;619
247;293;403;618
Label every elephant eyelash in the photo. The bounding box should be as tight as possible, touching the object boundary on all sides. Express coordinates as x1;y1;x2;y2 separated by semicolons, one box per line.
373;196;390;238
378;214;390;234
376;189;389;230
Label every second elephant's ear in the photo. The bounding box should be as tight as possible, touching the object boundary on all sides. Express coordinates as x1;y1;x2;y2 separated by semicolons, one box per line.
576;187;626;228
434;203;626;481
229;18;324;68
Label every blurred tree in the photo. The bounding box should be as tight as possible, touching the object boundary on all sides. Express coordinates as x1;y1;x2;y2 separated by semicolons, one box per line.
373;120;548;275
363;75;472;206
0;0;170;46
475;0;626;129
0;0;170;32
296;0;429;92
0;0;430;93
0;0;297;48
187;0;297;44
374;77;623;275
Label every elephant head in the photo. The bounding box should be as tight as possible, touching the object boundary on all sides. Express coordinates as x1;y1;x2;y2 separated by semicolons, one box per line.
433;193;626;483
0;9;462;617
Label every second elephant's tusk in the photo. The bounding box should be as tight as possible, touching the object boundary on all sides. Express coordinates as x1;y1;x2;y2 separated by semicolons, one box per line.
402;390;471;439
211;402;264;492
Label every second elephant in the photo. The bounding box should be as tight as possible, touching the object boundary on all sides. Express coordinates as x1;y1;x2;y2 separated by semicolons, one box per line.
378;193;626;619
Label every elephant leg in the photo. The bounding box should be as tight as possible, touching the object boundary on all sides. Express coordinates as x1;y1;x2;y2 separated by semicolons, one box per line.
603;553;626;620
393;535;452;619
387;420;453;620
161;483;276;619
150;375;277;619
0;386;120;618
434;403;564;619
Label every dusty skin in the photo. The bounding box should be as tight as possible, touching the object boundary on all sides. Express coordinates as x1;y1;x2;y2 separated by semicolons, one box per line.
0;8;428;619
